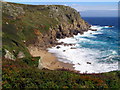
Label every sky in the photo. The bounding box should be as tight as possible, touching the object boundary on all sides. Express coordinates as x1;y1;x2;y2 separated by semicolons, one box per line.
69;2;118;17
3;0;120;2
3;0;119;17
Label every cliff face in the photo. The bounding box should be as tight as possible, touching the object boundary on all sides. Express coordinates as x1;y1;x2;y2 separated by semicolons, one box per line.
2;2;90;59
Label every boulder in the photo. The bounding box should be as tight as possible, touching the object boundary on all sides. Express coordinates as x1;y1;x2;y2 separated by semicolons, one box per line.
70;47;76;49
87;62;91;64
17;51;25;58
63;50;66;52
56;46;61;49
4;49;16;60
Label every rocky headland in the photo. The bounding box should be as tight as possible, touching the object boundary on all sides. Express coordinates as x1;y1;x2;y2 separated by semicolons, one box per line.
2;1;120;88
2;1;90;69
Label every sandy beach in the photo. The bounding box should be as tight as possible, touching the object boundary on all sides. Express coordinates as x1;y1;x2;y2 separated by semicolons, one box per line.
28;46;74;70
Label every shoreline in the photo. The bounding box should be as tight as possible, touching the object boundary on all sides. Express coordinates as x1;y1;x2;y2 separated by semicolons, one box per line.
27;27;99;73
47;25;118;74
28;46;75;71
27;25;118;74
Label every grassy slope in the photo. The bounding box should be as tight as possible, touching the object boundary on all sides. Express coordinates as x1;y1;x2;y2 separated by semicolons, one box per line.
2;2;120;88
2;2;88;58
2;2;60;58
2;59;120;88
3;2;80;58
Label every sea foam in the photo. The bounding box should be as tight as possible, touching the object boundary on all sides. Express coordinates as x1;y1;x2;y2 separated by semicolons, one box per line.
48;25;118;73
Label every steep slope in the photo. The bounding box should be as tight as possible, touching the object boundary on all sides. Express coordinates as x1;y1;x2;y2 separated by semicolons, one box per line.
2;2;120;89
2;58;120;88
2;1;90;59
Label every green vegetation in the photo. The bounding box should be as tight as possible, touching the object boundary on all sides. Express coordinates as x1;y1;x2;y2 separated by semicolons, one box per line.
2;2;120;89
2;58;120;88
2;2;82;58
2;2;59;58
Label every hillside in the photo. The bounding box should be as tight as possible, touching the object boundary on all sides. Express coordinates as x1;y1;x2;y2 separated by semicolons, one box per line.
2;1;120;88
2;1;90;60
2;58;120;88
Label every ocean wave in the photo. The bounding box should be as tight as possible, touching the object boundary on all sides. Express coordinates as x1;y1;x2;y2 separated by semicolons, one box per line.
48;46;118;73
91;25;114;30
77;38;107;45
58;37;77;44
90;25;103;30
48;25;118;73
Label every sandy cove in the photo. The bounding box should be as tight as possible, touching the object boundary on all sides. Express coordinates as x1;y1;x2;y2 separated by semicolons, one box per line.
28;46;74;70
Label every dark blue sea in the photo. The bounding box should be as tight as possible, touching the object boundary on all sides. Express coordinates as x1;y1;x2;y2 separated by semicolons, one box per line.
48;17;119;73
82;17;119;62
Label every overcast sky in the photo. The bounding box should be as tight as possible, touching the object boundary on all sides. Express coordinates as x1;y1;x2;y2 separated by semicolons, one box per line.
4;0;119;17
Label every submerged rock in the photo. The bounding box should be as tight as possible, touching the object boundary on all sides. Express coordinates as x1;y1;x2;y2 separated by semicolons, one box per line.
70;47;76;49
56;46;61;49
89;29;97;31
63;50;66;52
87;62;91;64
109;26;113;27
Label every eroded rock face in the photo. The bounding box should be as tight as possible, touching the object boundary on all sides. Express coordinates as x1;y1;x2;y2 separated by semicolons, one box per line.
41;22;89;47
36;19;90;48
36;6;90;48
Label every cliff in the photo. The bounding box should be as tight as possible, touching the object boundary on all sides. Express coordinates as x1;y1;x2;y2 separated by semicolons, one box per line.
2;1;90;59
2;2;120;89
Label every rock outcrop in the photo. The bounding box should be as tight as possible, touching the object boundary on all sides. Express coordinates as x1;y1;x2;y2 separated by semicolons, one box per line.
4;49;16;60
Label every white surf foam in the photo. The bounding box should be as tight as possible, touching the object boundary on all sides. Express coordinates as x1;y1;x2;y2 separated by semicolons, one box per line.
58;37;77;44
48;45;118;73
77;38;107;45
103;26;114;28
90;25;103;30
48;25;118;73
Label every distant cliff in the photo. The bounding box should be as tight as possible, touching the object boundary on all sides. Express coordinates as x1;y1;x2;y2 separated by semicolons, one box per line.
2;1;90;59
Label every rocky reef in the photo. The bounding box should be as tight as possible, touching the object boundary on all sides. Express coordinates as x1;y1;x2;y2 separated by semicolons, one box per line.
2;1;90;59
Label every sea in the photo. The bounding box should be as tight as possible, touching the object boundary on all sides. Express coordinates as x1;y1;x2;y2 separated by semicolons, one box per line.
48;17;120;73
